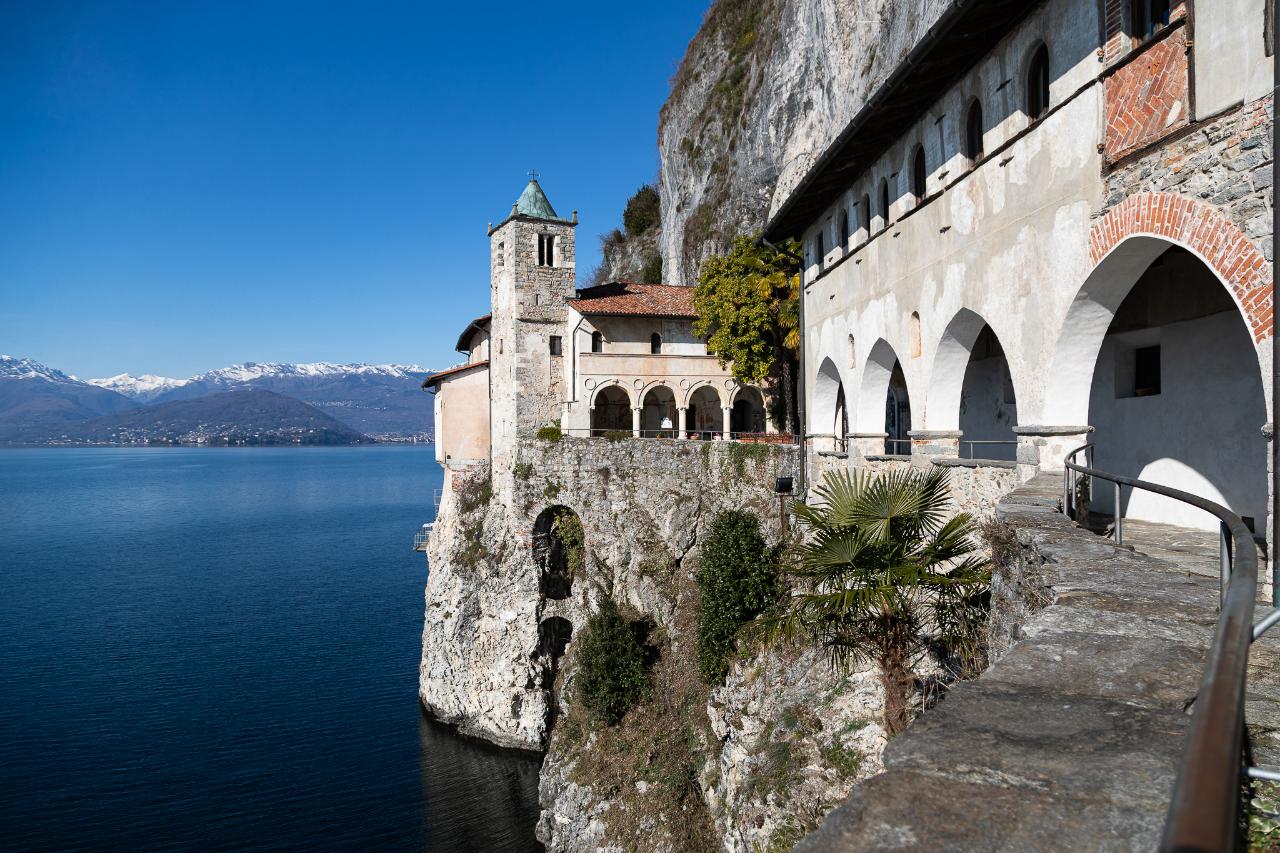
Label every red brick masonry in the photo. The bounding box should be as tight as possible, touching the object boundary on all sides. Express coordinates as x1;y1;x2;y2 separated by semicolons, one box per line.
1090;192;1273;341
1104;27;1189;163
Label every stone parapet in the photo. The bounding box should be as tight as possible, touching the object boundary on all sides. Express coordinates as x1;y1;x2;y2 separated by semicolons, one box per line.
797;473;1280;851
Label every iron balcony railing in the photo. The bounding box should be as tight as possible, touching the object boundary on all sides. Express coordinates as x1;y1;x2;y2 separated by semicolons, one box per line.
411;522;433;552
1062;444;1277;850
554;427;797;445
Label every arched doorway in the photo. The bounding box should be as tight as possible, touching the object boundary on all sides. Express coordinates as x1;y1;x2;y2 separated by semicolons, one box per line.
590;385;631;436
858;340;911;455
959;326;1017;460
814;357;845;452
641;385;677;437
687;385;722;439
533;506;584;600
928;308;1017;460
731;386;766;437
1081;245;1267;530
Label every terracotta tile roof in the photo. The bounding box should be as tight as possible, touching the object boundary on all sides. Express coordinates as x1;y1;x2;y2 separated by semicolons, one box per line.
422;360;488;389
570;282;698;318
455;313;491;353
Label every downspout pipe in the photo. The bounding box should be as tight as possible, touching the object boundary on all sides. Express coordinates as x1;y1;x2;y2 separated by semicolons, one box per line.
1272;40;1278;605
758;236;806;495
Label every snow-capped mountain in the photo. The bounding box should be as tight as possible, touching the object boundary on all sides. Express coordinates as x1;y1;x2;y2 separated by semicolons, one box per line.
2;356;434;443
0;355;78;383
88;373;191;402
0;356;139;442
191;361;428;383
133;361;434;438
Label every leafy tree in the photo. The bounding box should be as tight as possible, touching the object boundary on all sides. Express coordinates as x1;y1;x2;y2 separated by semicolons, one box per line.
693;236;801;434
696;510;782;684
755;467;990;735
622;185;661;236
575;595;652;725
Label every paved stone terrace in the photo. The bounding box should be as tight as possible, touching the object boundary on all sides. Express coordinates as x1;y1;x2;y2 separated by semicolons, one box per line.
798;473;1280;851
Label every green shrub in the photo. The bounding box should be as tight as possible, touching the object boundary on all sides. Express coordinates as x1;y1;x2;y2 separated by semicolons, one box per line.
513;461;534;480
640;252;663;284
575;595;652;725
696;510;782;684
622;185;660;236
604;429;631;442
552;511;585;580
537;423;563;442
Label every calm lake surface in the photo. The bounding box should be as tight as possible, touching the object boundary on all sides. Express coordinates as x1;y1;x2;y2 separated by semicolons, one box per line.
0;446;541;852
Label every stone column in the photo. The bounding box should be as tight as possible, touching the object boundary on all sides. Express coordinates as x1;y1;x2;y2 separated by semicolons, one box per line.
677;407;687;438
908;430;961;458
632;408;642;438
1012;424;1094;482
847;432;889;458
722;406;733;440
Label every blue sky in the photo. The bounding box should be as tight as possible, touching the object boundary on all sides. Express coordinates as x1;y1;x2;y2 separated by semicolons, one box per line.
0;1;708;379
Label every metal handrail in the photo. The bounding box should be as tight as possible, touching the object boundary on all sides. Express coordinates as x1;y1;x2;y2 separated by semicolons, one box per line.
1061;444;1261;850
960;439;1018;459
554;427;797;444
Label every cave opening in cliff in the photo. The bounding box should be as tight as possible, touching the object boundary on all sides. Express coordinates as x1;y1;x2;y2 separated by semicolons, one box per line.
533;506;584;600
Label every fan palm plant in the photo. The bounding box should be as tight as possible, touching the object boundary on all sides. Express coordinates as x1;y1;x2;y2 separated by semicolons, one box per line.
756;467;990;735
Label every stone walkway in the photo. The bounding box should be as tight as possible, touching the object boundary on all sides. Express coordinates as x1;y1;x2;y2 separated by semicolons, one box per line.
797;473;1280;851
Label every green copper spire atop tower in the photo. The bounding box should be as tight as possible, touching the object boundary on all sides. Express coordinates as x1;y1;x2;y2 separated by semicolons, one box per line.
514;178;558;219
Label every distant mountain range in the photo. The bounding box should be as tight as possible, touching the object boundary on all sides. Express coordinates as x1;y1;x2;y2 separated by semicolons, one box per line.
0;355;436;446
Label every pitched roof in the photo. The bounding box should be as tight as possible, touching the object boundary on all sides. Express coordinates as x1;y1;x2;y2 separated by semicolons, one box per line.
455;314;491;354
421;360;488;389
762;0;1036;241
570;282;698;319
513;179;561;220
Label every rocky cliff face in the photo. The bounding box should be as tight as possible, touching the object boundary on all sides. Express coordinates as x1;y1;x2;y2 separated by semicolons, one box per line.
657;0;948;285
424;439;896;850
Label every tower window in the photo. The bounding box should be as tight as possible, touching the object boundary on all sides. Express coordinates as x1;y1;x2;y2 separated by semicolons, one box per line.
549;335;562;356
650;333;662;354
965;99;984;161
839;210;850;249
1027;44;1050;120
1132;0;1171;40
538;234;555;267
879;179;890;229
590;331;603;353
911;146;927;204
497;241;505;268
815;230;825;270
859;194;871;234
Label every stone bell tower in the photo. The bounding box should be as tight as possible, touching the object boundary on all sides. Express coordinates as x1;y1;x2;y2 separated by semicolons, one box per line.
487;176;577;475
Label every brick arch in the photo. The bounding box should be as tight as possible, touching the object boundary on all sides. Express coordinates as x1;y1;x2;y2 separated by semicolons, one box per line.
1089;192;1272;341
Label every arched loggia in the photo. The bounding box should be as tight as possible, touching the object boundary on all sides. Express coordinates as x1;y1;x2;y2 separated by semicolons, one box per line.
1046;238;1268;531
928;309;1018;460
813;357;846;452
857;340;912;455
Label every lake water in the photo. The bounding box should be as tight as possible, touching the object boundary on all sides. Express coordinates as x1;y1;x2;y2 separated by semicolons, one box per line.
0;447;542;852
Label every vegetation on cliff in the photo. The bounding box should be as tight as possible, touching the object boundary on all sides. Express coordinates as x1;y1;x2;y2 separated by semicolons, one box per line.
592;184;664;286
757;468;991;734
693;235;801;433
575;595;653;725
695;510;783;684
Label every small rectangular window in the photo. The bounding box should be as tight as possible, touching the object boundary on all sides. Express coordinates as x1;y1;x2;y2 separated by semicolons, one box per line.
497;242;505;268
549;335;562;356
1134;345;1160;396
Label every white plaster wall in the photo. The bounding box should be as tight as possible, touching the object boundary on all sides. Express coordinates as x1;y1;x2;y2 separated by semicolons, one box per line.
1088;310;1269;530
577;315;706;356
1194;0;1273;117
435;367;491;466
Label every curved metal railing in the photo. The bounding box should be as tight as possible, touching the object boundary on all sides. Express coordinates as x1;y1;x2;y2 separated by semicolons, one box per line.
1062;444;1268;851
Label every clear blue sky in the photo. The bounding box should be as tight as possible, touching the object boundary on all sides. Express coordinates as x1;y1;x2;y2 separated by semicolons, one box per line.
0;1;708;379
